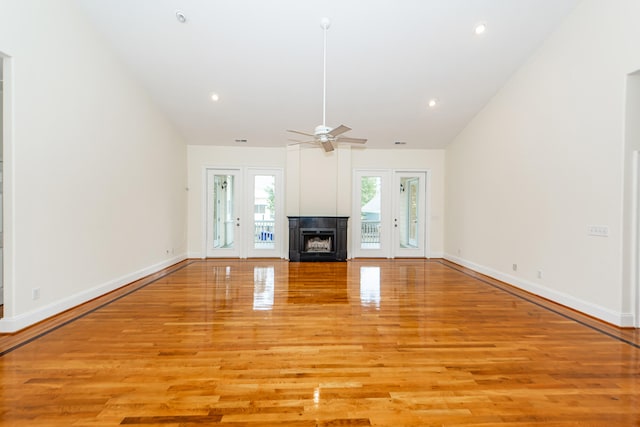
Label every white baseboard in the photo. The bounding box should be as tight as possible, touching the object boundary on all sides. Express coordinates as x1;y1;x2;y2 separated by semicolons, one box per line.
443;253;635;327
188;251;205;259
0;254;188;333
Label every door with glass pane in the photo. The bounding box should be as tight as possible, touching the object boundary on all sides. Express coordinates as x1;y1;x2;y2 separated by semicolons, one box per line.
206;169;242;257
352;170;391;258
353;170;428;258
393;172;427;257
246;168;283;258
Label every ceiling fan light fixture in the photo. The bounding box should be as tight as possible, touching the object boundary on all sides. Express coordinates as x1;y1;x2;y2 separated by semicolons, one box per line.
315;125;331;135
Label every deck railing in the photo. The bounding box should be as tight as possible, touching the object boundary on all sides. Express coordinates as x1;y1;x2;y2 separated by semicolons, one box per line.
253;220;381;245
254;220;275;243
361;220;381;244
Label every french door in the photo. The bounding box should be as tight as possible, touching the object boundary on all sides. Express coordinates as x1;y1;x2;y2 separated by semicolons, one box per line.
206;168;283;258
393;172;427;258
352;170;428;258
206;169;242;257
352;170;390;258
246;169;283;258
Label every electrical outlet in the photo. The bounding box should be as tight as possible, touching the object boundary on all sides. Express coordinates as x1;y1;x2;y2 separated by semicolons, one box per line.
32;288;40;300
512;264;518;271
537;270;543;279
588;225;609;237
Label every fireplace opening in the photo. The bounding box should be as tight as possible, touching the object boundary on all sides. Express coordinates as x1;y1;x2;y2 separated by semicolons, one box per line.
302;230;334;253
288;216;348;262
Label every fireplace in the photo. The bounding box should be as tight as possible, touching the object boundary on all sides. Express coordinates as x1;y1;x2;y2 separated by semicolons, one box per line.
288;216;348;261
303;231;333;253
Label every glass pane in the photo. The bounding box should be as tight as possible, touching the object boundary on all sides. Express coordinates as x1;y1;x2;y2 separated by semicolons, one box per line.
360;176;381;249
253;175;276;250
212;175;235;249
399;177;419;249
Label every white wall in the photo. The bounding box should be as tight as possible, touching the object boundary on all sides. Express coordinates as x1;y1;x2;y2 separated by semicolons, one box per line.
287;146;353;217
187;145;445;258
0;0;187;332
445;0;640;326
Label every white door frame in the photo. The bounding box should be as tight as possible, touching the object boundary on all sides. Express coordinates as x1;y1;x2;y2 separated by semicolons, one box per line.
633;151;640;327
352;169;430;259
392;170;428;258
352;170;391;258
246;167;284;258
392;169;429;258
204;168;243;258
0;53;13;322
202;166;285;259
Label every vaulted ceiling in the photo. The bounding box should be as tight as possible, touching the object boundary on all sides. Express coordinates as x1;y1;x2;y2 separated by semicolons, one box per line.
76;0;579;149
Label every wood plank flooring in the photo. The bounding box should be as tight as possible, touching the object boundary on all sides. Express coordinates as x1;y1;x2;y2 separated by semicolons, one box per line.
0;259;639;426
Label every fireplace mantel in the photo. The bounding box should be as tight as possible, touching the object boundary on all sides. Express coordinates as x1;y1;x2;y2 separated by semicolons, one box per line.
288;216;348;262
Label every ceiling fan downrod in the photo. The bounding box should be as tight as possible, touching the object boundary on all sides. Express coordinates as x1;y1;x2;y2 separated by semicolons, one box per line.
321;17;330;129
285;17;367;152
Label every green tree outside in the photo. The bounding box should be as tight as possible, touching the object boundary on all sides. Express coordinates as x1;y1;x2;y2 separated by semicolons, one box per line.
360;177;378;207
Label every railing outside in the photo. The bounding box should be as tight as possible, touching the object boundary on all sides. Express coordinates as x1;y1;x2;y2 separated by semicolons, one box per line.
253;220;380;245
361;220;381;244
254;220;275;243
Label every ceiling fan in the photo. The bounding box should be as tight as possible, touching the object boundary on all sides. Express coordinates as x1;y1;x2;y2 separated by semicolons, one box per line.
287;18;367;153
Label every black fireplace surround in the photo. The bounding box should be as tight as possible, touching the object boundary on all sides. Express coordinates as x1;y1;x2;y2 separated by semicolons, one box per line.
288;216;348;262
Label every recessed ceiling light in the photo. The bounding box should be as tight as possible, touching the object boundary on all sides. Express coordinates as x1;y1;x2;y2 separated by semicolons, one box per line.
210;93;220;102
474;22;487;35
428;98;439;108
175;10;187;23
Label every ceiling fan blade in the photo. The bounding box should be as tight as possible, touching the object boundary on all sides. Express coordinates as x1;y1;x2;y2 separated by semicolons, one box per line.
287;139;316;147
336;137;367;144
321;140;335;152
287;129;315;137
329;124;351;137
288;138;315;143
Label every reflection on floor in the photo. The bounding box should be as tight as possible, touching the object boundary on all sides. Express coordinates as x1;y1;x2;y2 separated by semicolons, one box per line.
0;259;639;427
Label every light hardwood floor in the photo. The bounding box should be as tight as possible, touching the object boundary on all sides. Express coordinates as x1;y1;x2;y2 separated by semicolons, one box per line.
1;259;639;426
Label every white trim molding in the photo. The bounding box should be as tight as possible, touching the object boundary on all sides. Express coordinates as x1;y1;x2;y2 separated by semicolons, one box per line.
0;254;187;333
444;253;635;327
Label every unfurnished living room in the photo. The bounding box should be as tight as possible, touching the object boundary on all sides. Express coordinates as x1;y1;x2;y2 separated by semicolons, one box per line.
0;1;639;426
